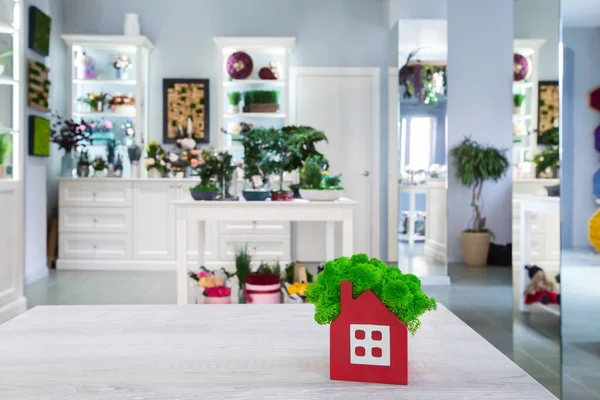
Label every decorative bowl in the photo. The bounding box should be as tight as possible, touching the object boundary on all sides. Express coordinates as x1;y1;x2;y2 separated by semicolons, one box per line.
190;190;218;201
299;189;343;201
226;51;253;80
242;190;270;201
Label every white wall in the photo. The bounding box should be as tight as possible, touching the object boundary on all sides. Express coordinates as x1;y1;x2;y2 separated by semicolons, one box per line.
446;0;513;263
387;0;447;28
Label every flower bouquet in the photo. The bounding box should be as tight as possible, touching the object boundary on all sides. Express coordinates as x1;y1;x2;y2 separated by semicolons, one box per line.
145;140;166;178
78;92;110;112
110;95;135;115
188;268;232;304
113;55;132;80
243;262;282;304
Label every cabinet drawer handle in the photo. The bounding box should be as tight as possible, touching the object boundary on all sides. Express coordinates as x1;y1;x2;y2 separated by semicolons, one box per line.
92;192;97;197
92;244;97;249
93;218;98;223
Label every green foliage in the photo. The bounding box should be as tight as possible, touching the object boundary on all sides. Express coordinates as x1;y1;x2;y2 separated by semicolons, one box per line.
300;155;344;190
241;128;272;189
534;147;559;176
0;133;12;165
284;125;329;171
92;156;106;171
214;150;235;192
234;245;252;290
243;90;279;105
539;127;559;146
284;263;314;284
77;149;90;166
257;261;282;277
305;254;437;335
190;183;218;192
450;137;509;232
513;93;526;108
263;128;296;192
227;91;241;106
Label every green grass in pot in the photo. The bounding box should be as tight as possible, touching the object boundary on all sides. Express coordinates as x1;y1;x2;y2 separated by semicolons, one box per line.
227;91;241;106
0;133;12;165
513;93;526;108
243;90;280;105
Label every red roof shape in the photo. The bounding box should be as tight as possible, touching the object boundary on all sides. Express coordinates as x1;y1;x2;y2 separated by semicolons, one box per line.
337;281;403;325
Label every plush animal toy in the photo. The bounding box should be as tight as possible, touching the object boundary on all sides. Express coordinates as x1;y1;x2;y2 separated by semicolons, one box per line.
524;265;560;305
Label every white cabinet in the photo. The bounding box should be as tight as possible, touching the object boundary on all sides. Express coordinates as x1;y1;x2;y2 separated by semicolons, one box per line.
59;207;132;234
59;233;132;260
60;180;132;208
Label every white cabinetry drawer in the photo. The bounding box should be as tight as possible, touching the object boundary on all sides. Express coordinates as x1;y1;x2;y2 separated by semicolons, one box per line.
59;233;132;260
218;235;291;261
219;221;290;235
59;207;132;233
59;181;132;207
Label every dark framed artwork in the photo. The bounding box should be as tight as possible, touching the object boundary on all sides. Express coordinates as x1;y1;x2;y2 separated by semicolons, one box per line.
28;116;51;157
163;79;210;144
28;6;52;56
27;60;50;112
538;81;559;141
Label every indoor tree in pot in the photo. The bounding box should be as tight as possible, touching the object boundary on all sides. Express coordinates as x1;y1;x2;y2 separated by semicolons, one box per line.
284;125;328;198
189;149;219;201
240;128;271;201
299;155;344;201
450;137;509;267
264;128;295;201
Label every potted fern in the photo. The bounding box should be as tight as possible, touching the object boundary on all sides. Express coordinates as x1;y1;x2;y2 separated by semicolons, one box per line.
450;137;509;266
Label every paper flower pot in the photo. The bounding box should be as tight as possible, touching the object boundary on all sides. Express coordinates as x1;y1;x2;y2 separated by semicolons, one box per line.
330;281;408;385
203;296;232;304
245;282;281;304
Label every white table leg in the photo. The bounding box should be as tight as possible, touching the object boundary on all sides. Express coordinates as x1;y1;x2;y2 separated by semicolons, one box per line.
519;208;531;312
342;216;353;257
176;216;188;305
408;191;416;247
197;220;206;268
325;221;335;261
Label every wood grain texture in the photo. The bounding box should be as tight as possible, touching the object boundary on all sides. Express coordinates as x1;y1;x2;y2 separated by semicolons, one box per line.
0;304;556;399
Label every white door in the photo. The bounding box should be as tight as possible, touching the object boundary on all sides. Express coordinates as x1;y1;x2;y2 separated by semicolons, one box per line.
290;68;380;260
132;181;176;260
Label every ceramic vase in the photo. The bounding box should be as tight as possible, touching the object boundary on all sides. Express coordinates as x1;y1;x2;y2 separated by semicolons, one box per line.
148;168;161;178
76;164;90;178
124;13;141;36
117;68;128;80
131;161;140;178
229;105;240;114
60;152;74;177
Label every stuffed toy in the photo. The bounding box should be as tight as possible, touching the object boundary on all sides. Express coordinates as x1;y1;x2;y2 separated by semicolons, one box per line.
524;265;560;305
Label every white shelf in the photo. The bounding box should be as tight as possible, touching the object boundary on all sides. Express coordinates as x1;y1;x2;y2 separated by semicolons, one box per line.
73;79;137;86
223;80;285;87
399;233;425;242
0;21;15;34
0;128;18;135
513;114;533;122
530;302;560;316
513;81;534;90
223;113;285;119
73;111;136;118
0;76;16;85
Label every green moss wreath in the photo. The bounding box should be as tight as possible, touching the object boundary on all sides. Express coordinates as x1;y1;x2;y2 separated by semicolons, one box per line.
305;254;437;335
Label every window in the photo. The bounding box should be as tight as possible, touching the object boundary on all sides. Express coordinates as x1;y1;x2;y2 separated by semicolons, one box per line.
399;116;436;173
350;324;391;366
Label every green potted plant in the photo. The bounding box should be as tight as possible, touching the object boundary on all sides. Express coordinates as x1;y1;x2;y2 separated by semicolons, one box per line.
234;245;252;303
76;149;91;178
0;132;12;179
243;90;280;113
214;150;236;199
284;125;328;198
513;93;526;114
189;149;219;200
535;127;559;179
299;155;344;201
91;156;107;178
240;128;271;201
263;128;295;201
450;137;509;267
227;91;241;114
0;51;13;76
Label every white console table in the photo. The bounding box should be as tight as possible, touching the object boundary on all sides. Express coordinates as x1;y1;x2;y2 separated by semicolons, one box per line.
516;194;560;315
172;199;358;305
398;184;428;246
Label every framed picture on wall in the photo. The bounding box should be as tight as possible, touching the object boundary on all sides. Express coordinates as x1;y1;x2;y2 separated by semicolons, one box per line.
27;60;50;112
163;79;210;144
28;6;52;57
538;81;559;144
28;115;51;157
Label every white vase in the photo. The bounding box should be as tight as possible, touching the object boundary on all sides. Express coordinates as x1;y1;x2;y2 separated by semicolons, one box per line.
148;168;161;178
229;105;240;114
124;13;141;36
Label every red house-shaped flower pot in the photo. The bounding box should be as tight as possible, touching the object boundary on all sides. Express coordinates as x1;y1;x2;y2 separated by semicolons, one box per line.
330;281;409;385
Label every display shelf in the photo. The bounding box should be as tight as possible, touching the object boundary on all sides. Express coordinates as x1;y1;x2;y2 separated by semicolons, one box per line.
72;111;136;118
223;80;285;87
513;81;534;90
0;76;16;85
73;79;137;85
399;233;425;242
223;112;285;119
531;302;560;316
513;114;533;122
0;21;14;34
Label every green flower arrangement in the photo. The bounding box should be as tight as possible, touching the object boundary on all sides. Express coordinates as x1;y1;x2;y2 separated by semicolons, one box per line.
305;254;437;335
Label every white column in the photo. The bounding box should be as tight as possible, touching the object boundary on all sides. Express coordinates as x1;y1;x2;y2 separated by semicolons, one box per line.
176;211;189;305
447;0;514;263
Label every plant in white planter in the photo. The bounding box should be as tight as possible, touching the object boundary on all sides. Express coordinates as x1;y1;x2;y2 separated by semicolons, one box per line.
450;137;509;267
227;91;241;114
0;133;12;179
513;93;526;115
0;51;12;76
299;155;344;201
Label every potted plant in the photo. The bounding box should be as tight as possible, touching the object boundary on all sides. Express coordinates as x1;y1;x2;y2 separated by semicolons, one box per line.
299;155;344;201
189;149;218;200
283;262;314;303
76;149;91;178
91;157;107;177
50;114;93;177
240;128;271;201
113;55;132;80
78;92;110;113
188;268;231;304
0;132;12;178
233;245;252;303
227;91;241;114
243;261;282;304
284;125;329;197
535;127;559;179
263;128;295;201
513;93;526;114
214;150;236;199
243;90;280;113
0;50;13;76
305;254;437;385
144;140;166;178
450;137;509;267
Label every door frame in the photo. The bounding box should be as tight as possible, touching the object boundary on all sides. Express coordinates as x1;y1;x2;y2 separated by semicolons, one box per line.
289;67;381;259
388;67;399;262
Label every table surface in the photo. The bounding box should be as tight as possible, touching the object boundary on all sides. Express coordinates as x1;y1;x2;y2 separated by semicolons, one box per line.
172;197;359;207
0;305;556;400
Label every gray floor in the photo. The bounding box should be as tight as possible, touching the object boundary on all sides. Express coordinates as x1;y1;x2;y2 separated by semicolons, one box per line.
23;259;600;400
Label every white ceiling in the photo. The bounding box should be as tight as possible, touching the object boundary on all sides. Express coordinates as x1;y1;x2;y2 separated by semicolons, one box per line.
398;19;447;64
562;0;600;27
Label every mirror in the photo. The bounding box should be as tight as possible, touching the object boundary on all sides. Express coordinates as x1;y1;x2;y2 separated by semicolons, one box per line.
561;1;600;397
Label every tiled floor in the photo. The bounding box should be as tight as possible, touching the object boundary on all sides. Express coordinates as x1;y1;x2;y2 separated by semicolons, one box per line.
22;257;600;399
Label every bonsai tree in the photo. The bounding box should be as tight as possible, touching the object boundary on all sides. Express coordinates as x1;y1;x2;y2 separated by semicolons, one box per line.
284;125;329;171
240;128;271;189
450;137;509;233
450;137;509;266
300;155;343;190
191;149;219;192
305;254;437;335
214;150;236;196
535;128;559;177
263;128;295;193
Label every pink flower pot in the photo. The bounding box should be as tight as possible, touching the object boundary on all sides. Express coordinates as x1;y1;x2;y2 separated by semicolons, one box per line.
203;296;232;304
245;283;281;304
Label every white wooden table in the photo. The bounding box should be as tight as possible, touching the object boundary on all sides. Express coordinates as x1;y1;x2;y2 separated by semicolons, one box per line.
516;195;560;315
172;199;358;305
0;305;556;399
398;184;427;246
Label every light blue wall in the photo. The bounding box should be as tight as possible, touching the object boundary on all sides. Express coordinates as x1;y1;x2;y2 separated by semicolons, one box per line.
561;27;600;249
